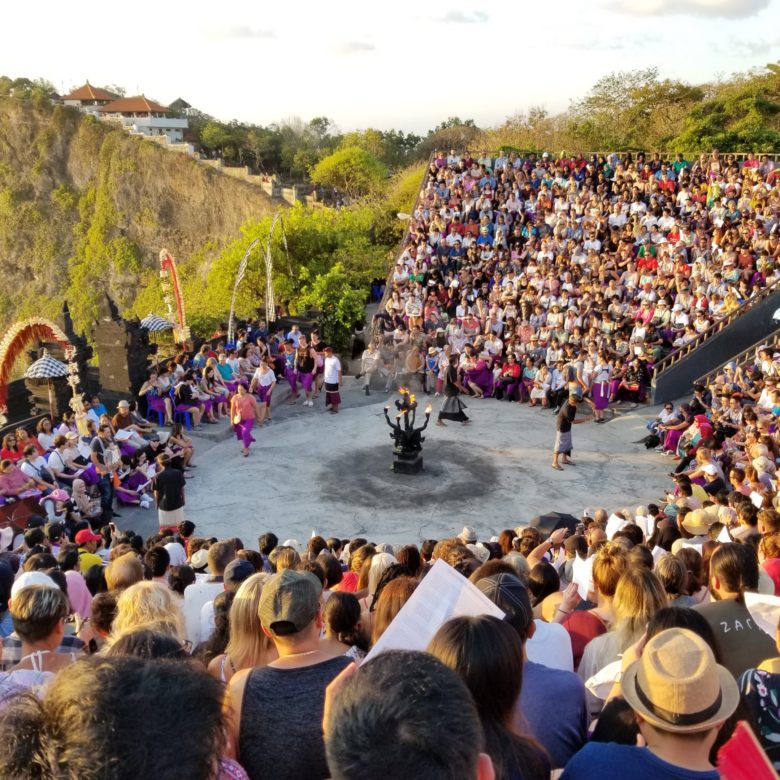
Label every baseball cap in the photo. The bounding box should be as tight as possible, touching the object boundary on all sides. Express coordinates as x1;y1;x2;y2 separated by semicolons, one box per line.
118;400;130;408
224;559;256;591
476;573;532;639
10;571;57;600
258;569;321;636
75;529;102;545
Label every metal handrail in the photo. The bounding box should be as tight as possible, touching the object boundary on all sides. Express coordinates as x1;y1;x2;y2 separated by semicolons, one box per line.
695;330;780;388
652;276;780;382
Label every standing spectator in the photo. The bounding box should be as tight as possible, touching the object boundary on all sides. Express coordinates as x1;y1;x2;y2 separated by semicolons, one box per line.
154;454;186;532
323;346;343;414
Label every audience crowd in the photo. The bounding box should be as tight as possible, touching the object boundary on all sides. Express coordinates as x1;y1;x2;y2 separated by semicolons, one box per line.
364;149;778;414
0;148;779;779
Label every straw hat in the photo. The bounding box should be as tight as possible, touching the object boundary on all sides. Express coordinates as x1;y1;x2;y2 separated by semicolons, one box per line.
622;628;738;733
681;507;712;536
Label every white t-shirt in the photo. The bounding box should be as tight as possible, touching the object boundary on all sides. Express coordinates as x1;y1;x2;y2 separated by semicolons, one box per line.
252;367;276;388
323;356;341;384
526;620;574;672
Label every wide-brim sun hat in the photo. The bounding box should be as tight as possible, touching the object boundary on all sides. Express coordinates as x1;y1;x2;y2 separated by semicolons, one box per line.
621;628;739;734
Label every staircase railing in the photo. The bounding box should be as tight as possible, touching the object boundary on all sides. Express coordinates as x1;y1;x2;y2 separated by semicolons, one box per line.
695;329;780;389
652;276;780;383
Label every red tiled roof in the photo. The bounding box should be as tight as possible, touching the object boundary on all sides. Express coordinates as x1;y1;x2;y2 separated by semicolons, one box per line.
63;83;117;102
99;96;172;114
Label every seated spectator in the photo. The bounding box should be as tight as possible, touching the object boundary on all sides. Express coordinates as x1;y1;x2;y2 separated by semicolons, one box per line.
1;582;77;701
228;569;351;780
696;543;776;677
476;571;587;768
563;628;739;780
428;615;551;779
324;650;496;780
0;656;246;780
207;573;276;683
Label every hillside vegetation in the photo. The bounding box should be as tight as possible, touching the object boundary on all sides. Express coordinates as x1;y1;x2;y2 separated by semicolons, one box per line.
0;96;424;348
0;96;283;332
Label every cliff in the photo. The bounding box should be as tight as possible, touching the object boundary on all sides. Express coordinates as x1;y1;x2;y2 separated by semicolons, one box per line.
0;97;279;332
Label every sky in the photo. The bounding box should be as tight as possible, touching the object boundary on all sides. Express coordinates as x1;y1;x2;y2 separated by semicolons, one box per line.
3;0;779;133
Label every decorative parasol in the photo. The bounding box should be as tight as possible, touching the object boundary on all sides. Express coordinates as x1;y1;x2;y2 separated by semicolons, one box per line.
24;349;69;418
140;314;175;333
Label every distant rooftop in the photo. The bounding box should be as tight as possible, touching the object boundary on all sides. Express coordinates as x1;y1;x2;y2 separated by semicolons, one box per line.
100;96;172;114
169;97;191;111
62;82;118;102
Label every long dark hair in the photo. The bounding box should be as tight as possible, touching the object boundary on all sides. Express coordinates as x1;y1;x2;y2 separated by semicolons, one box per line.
323;592;368;652
428;616;550;780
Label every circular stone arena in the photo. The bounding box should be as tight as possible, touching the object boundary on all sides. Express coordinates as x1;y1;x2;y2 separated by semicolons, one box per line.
120;382;671;546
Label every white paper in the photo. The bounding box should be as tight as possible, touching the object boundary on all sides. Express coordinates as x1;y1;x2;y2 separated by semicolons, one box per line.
744;592;780;638
605;513;628;540
717;525;732;544
751;492;766;509
585;659;623;700
651;545;667;563
572;554;594;600
364;559;504;661
114;429;133;442
635;515;653;540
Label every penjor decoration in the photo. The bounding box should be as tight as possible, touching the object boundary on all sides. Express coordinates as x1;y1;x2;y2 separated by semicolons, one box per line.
227;237;262;346
383;388;432;474
159;249;190;345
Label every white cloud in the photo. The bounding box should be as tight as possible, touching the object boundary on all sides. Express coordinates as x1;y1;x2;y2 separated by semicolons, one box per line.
439;10;490;23
605;0;770;17
217;25;276;39
338;41;376;53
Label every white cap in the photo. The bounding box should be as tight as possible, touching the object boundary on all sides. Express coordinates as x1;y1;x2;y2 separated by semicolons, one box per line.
10;571;57;600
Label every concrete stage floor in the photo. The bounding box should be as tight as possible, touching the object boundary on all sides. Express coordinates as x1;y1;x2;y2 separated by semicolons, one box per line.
118;381;671;547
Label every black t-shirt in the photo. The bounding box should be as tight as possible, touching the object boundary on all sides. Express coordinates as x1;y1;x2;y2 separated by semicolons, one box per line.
557;404;577;433
154;467;185;511
696;598;777;679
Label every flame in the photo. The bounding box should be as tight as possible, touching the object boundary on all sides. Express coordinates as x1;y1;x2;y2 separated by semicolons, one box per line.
399;387;409;395
425;404;432;415
410;394;416;404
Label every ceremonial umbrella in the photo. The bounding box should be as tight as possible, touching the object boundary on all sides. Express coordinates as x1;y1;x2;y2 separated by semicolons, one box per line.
140;314;175;370
24;350;69;419
140;314;175;332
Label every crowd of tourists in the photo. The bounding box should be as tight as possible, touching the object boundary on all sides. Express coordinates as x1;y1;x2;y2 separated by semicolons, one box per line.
1;503;780;779
362;148;779;425
0;147;779;779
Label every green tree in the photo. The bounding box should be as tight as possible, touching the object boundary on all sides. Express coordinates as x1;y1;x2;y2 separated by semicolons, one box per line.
199;120;231;153
310;146;387;200
298;262;366;350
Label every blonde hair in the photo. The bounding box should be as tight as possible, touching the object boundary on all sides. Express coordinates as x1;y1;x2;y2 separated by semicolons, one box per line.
271;547;301;573
225;574;275;670
112;581;185;642
613;568;667;650
591;542;627;598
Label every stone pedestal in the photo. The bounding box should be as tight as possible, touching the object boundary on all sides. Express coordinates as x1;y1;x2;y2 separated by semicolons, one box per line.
392;450;423;474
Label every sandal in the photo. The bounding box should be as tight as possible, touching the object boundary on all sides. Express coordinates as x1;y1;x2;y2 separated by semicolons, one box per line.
551;464;564;471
